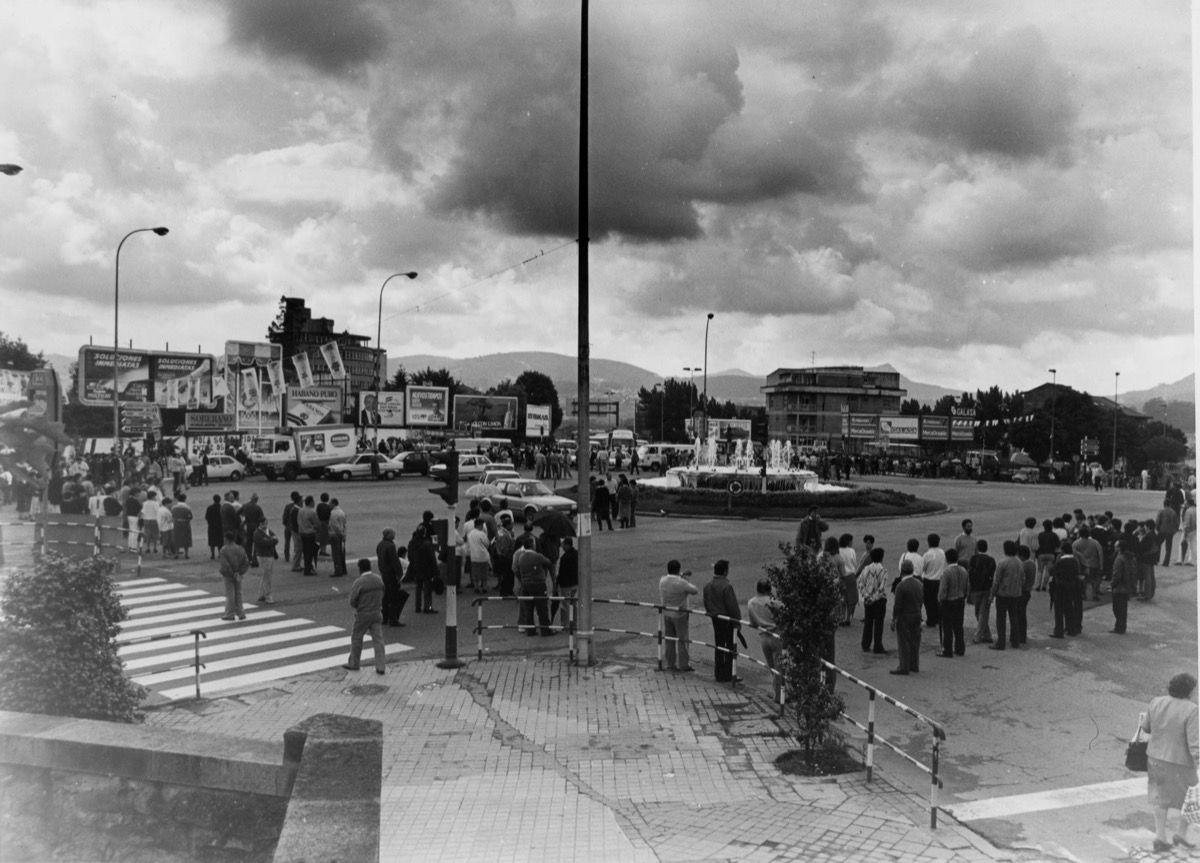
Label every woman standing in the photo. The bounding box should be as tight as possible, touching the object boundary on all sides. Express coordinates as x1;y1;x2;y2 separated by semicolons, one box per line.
615;475;633;529
170;493;193;559
1140;672;1199;852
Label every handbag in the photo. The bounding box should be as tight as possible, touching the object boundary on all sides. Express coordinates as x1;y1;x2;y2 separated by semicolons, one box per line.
1125;712;1148;772
1182;785;1200;825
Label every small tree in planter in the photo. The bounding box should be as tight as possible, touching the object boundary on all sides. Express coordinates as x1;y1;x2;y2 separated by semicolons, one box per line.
0;552;147;722
766;542;850;773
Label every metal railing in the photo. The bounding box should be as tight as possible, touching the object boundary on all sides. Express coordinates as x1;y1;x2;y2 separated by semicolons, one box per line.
0;515;145;574
471;595;947;828
119;628;208;700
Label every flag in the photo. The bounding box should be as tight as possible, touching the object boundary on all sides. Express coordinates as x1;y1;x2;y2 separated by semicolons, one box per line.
166;379;179;408
240;368;260;406
293;353;315;388
319;341;346;380
267;359;286;394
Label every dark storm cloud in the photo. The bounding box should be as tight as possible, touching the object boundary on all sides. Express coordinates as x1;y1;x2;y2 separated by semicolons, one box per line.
894;26;1078;159
224;0;389;76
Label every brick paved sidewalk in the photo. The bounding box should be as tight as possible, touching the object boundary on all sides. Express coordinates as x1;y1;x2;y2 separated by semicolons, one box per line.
141;653;1021;862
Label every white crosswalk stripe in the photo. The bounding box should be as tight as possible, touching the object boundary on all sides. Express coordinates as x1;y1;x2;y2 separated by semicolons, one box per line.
115;576;413;702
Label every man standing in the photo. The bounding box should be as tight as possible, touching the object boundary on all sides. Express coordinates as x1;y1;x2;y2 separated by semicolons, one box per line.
856;547;889;655
328;498;348;577
376;528;406;627
990;541;1024;649
795;506;828;553
344;558;387;675
1072;525;1103;601
1109;538;1136;634
890;561;923;675
937;549;969;657
953;519;977;570
921;534;946;629
283;491;301;568
240;492;264;567
466;518;492;594
217;531;249;621
553;537;578;631
514;535;554;636
1049;540;1083;637
702;560;740;683
1156;499;1181;567
968;539;996;643
492;513;517;597
297;495;319;576
316;493;333;558
659;560;699;673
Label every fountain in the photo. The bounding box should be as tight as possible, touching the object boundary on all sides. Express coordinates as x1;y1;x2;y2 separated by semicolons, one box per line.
663;437;825;493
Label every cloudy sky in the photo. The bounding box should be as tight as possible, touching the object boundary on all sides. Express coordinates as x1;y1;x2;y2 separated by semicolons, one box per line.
0;0;1192;397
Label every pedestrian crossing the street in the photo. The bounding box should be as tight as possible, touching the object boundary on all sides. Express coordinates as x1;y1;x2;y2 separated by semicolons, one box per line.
115;576;413;702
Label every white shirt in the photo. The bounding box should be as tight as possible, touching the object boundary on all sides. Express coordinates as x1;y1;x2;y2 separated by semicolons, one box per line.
921;547;947;581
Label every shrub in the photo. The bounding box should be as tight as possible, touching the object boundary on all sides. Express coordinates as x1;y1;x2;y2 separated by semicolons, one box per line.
0;552;147;722
765;542;845;764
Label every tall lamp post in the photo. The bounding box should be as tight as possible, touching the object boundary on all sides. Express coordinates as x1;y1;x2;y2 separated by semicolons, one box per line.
683;367;700;433
1112;371;1120;487
114;227;169;452
702;312;714;441
1047;368;1057;462
376;271;418;387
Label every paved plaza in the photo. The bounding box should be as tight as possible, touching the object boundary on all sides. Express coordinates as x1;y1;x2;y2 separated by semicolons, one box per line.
142;653;1021;863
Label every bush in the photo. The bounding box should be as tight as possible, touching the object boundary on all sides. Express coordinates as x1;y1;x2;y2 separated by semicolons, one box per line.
765;543;845;764
0;552;147;722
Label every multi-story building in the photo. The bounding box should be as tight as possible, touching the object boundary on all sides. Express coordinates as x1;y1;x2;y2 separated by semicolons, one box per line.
761;366;906;448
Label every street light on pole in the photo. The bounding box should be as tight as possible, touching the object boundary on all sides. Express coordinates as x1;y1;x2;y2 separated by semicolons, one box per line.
114;227;169;453
376;271;418;388
702;312;714;442
1048;368;1057;462
683;367;700;430
1112;371;1120;487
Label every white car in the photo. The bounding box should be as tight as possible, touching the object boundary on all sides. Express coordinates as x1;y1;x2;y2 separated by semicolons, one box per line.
430;454;514;481
323;453;403;481
488;479;576;515
480;468;522;487
200;454;246;482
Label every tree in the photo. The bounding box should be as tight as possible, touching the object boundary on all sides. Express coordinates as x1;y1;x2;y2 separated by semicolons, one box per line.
0;332;45;371
636;378;696;442
384;366;409;391
1142;435;1187;465
899;398;923;416
514;370;563;434
410;367;476;397
765;543;845;765
0;553;148;722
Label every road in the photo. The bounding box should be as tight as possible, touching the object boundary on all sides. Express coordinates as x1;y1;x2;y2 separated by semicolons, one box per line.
129;470;1195;861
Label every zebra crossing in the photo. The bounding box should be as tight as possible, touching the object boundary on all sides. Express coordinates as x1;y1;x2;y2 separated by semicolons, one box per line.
115;576;413;703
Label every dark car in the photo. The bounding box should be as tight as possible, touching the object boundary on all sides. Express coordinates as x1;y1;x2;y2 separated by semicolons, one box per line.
395;450;431;476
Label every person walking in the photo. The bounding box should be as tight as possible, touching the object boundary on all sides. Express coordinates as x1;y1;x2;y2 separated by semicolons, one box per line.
252;522;279;604
1156;500;1181;567
376;528;407;627
856;546;889;654
968;539;996;643
1110;537;1136;634
217;531;249;621
937;548;969;657
343;558;387;675
890;561;922;675
702;560;740;683
658;560;699;672
1138;672;1199;853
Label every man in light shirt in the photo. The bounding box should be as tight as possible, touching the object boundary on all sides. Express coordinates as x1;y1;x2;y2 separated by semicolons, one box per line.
659;560;699;672
921;533;947;629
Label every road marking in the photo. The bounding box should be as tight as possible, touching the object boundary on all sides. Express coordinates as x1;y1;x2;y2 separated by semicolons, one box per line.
122;625;345;671
945;778;1144;821
116;610;284;642
118;617;307;654
120;588;213;606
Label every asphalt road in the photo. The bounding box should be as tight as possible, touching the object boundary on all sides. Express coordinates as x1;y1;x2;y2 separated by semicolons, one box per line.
161;470;1195;861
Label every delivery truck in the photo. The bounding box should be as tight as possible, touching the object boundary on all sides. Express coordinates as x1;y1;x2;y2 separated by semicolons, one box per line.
250;425;357;481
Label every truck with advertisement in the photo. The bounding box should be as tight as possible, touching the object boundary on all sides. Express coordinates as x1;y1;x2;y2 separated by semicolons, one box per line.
250;425;357;481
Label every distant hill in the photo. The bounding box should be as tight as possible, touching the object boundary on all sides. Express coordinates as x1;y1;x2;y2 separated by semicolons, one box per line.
1121;373;1195;411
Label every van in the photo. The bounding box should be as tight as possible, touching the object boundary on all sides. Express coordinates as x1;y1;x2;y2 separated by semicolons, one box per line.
637;443;693;472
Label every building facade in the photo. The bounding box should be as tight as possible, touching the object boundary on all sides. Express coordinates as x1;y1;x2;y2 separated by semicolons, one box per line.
761;366;906;447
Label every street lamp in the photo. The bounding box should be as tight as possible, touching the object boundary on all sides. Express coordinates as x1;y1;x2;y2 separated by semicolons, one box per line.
114;227;169;453
702;312;714;442
683;367;700;427
1112;371;1120;486
376;271;418;388
1048;368;1057;462
0;164;21;176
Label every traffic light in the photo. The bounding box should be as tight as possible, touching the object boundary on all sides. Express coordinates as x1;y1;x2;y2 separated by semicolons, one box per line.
428;448;459;506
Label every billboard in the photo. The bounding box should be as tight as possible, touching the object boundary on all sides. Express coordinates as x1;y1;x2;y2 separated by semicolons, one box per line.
0;368;30;406
357;391;405;429
407;386;448;427
950;418;976;442
287;386;341;427
848;414;877;439
78;346;214;408
920;415;950;442
453;395;517;433
525;404;551;438
705;418;753;440
878;415;919;441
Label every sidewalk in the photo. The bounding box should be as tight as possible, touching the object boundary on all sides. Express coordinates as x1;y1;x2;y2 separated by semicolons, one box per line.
142;653;1017;862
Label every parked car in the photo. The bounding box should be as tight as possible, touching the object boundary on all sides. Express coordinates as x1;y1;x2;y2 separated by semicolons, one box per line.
430;453;513;481
480;468;522;487
1011;467;1041;484
487;479;576;515
202;454;247;482
323;453;403;481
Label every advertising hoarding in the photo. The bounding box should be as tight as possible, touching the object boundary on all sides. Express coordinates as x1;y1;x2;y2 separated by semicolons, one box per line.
848;414;877;439
357;391;405;428
705;418;753;440
878;415;919;441
185;413;236;433
920;415;950;441
525;404;551;438
286;386;341;427
407;386;449;427
950;418;976;442
453;395;517;433
78;346;214;408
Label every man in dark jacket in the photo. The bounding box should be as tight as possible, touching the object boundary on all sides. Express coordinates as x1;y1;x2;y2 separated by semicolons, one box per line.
240;493;265;566
795;507;828;552
890;561;923;675
344;558;387;674
376;528;406;626
702;559;740;683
